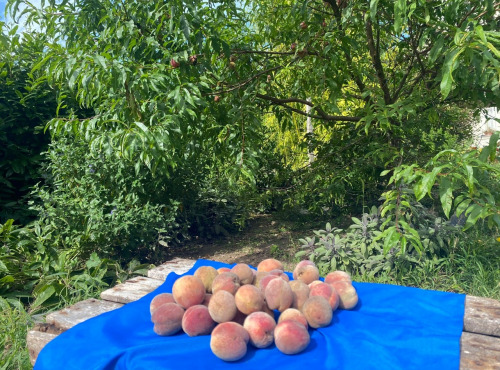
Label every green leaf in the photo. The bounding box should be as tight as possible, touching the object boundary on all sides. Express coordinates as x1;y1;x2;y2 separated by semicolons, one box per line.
394;0;407;34
440;48;463;99
429;36;444;63
464;164;474;191
135;121;149;133
180;14;190;40
370;0;379;22
414;166;442;201
439;177;453;218
31;285;56;309
488;132;499;162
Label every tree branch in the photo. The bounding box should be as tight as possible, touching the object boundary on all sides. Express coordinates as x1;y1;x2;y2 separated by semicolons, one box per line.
392;57;414;102
365;18;392;104
208;65;284;95
231;50;296;56
255;94;361;122
325;0;368;102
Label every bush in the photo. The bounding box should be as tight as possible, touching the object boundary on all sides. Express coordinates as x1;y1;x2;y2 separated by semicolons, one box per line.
296;204;462;277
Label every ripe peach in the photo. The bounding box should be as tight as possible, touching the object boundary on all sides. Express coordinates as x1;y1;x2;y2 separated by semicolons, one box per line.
151;302;185;336
259;274;279;294
170;58;180;68
257;258;284;273
150;293;175;315
302;296;333;328
194;266;219;293
274;320;310;355
292;260;316;279
235;285;264;315
172;275;206;309
269;269;290;282
261;298;275;316
217;267;231;274
278;308;308;329
330;281;358;309
208;290;237;323
231;263;254;285
243;311;276;348
265;277;293;312
182;305;216;336
212;272;240;295
289;280;310;311
310;282;339;310
324;270;352;285
308;280;323;288
254;271;269;288
210;322;249;361
293;263;320;285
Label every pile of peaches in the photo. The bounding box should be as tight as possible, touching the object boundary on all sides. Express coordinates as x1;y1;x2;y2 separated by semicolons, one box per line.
149;259;358;361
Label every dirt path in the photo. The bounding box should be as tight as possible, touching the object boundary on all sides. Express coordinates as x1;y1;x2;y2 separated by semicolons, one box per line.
169;214;321;271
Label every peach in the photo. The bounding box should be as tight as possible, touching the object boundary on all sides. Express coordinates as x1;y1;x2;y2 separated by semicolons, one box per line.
150;293;175;315
310;282;339;310
292;260;315;280
278;308;308;329
211;272;240;295
274;319;310;355
302;296;333;328
293;264;320;285
324;270;352;284
265;277;293;312
217;267;231;274
210;322;249;361
208;290;238;323
257;258;284;272
172;275;206;309
308;280;323;288
330;281;358;309
254;271;269;288
231;263;254;285
235;285;264;315
194;266;219;293
243;311;276;348
261;298;275;316
259;274;279;294
182;304;216;336
151;302;185;336
269;269;290;282
289;280;310;311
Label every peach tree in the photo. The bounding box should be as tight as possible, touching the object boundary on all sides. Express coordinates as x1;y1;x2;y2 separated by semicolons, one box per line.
5;0;500;251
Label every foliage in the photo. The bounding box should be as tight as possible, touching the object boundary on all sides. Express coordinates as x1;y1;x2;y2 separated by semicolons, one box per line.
355;227;500;300
0;218;150;309
5;0;497;180
0;298;31;370
378;133;500;254
296;204;462;277
0;23;54;223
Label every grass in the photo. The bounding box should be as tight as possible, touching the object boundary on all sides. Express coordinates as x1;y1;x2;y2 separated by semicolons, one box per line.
0;298;32;370
353;231;500;300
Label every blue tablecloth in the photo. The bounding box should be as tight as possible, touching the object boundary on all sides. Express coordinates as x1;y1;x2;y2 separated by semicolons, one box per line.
35;259;465;369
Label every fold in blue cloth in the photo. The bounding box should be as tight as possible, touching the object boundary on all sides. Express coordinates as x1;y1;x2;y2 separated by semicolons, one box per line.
35;259;465;370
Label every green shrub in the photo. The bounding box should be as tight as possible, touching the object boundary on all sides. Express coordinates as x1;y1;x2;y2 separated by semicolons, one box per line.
30;136;183;261
296;204;462;277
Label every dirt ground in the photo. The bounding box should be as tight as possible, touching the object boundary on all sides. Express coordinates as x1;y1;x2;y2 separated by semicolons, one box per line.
169;214;322;272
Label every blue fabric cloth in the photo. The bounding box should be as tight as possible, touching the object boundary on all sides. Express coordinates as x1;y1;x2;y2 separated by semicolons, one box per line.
35;259;465;370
